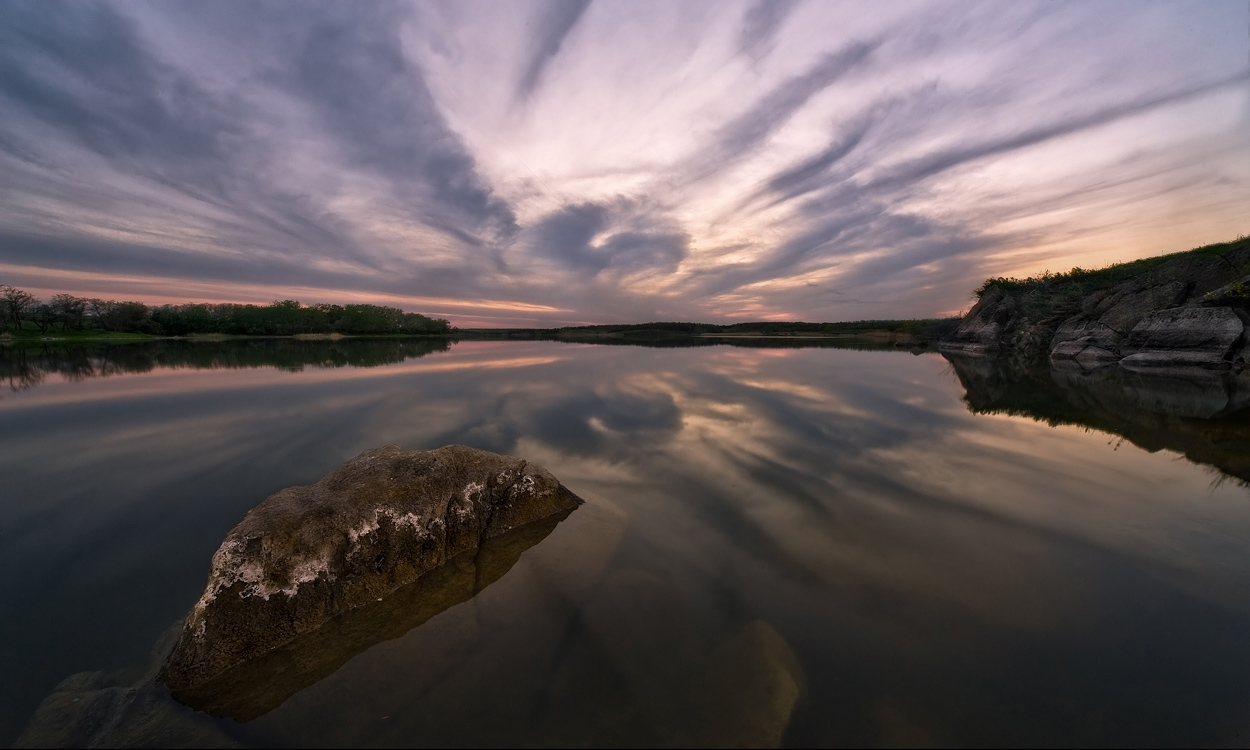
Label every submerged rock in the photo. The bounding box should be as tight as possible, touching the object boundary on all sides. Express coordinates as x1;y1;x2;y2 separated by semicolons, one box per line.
159;444;583;714
13;675;238;749
14;626;238;749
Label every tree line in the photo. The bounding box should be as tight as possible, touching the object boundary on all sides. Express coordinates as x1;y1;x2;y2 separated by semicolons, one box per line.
0;285;451;336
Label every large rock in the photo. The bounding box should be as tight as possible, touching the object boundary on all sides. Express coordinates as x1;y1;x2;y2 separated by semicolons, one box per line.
943;237;1250;368
1049;281;1192;365
938;285;1019;355
1120;306;1245;369
1049;317;1123;365
159;445;583;711
1092;280;1189;336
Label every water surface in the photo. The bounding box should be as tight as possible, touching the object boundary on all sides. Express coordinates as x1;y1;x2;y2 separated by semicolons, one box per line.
3;339;1250;746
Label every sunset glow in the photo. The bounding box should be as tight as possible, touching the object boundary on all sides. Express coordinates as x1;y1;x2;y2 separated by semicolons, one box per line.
1;0;1246;326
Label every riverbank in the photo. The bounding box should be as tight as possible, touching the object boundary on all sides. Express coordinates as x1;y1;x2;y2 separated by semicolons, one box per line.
3;318;960;347
940;234;1250;370
0;330;455;347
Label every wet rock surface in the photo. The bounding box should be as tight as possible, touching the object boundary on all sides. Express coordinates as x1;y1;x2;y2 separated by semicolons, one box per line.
173;510;574;721
158;445;583;710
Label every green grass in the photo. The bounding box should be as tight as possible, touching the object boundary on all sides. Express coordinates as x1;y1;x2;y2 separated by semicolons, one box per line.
0;327;160;344
974;234;1250;299
0;327;456;347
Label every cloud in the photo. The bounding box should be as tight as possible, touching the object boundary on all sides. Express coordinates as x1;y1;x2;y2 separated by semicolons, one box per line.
532;202;610;271
682;38;878;182
515;0;593;102
861;70;1250;197
529;201;688;277
738;0;801;61
0;1;523;301
0;0;1246;325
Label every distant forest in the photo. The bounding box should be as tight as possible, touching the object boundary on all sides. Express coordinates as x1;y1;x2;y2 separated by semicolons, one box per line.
0;285;451;336
461;318;960;340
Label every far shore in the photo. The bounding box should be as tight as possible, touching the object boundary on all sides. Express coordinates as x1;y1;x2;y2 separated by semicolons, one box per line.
0;330;454;346
1;318;957;347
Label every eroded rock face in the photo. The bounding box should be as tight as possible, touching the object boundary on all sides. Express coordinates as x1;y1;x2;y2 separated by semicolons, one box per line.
159;445;582;705
1119;306;1245;368
939;285;1017;356
943;239;1250;373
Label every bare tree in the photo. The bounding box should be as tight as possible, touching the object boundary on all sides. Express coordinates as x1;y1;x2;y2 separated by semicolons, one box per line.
52;293;86;330
31;302;56;334
86;298;112;331
1;286;35;330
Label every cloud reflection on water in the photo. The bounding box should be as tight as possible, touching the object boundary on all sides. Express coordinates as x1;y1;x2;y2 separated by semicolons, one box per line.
2;340;1250;744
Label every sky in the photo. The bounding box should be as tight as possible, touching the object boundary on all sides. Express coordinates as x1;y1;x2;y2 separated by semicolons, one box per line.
0;1;1246;327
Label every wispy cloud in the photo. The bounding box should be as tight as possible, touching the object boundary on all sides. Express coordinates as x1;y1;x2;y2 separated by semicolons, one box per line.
0;0;1245;325
738;0;801;61
515;0;593;102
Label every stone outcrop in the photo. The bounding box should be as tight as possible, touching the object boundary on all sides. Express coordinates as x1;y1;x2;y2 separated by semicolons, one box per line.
1118;307;1245;369
942;238;1250;374
158;445;583;712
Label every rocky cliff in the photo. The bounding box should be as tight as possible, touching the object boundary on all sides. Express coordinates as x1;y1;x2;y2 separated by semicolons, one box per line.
941;236;1250;371
158;445;583;710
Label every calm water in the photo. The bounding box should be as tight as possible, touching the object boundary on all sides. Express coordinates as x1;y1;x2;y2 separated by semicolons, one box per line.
3;339;1250;746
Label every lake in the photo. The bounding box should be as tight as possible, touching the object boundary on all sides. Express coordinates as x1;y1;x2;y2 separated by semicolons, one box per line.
3;338;1250;747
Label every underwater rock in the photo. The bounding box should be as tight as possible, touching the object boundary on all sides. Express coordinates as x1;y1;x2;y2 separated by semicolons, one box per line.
158;445;583;714
14;626;238;749
13;676;238;749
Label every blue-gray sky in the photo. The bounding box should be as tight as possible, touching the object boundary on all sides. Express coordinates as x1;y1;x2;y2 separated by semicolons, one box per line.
0;0;1246;325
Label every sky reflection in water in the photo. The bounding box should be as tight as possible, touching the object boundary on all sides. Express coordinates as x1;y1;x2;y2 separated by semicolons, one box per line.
3;340;1250;746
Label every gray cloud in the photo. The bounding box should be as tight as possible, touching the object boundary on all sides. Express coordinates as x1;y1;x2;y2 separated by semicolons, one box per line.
530;202;688;277
515;0;592;102
0;2;231;166
0;0;517;291
287;6;517;240
0;0;1244;324
859;70;1250;198
695;63;1250;309
533;202;610;271
758;112;873;205
680;38;877;183
738;0;801;61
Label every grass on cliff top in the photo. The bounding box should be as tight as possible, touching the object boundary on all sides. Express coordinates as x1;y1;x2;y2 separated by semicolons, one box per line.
974;234;1250;299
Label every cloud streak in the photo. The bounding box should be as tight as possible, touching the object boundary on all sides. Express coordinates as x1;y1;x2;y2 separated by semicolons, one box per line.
515;0;593;102
0;0;1245;325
